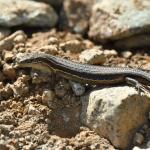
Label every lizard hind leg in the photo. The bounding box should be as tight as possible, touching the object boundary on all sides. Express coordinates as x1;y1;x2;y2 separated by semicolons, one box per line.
125;77;150;94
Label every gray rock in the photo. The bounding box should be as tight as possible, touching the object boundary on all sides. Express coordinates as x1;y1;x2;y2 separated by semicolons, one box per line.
89;0;150;43
79;48;106;64
69;81;85;96
114;34;150;48
0;0;58;27
81;86;150;149
133;132;144;145
60;0;95;34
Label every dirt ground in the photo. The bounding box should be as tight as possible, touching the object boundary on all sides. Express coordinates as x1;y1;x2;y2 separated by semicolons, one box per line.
0;28;150;150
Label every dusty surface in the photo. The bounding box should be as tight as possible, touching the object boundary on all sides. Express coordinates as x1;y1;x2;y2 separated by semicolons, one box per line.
0;0;149;150
0;29;149;150
0;30;118;150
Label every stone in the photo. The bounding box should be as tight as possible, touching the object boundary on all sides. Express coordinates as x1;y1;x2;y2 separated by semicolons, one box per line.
10;76;29;97
133;133;144;145
0;0;58;27
0;30;26;51
79;48;106;64
3;51;14;62
114;34;150;49
60;39;85;53
3;63;16;80
42;89;55;105
60;0;95;34
38;45;59;55
103;49;118;57
121;51;132;59
48;37;59;46
81;86;150;149
89;0;150;44
69;81;85;96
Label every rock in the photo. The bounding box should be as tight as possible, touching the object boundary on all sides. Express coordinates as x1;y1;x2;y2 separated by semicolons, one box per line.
69;81;85;96
133;133;144;145
60;39;85;53
114;34;150;49
60;0;95;34
121;51;132;59
10;76;29;97
13;34;27;44
0;28;10;41
103;49;118;57
48;37;59;46
79;48;106;64
89;0;150;43
3;63;16;80
3;51;14;62
81;86;150;149
0;30;26;51
42;89;55;105
38;45;59;55
0;0;58;27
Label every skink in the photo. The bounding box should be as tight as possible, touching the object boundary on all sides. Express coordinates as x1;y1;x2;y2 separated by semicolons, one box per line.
15;52;150;92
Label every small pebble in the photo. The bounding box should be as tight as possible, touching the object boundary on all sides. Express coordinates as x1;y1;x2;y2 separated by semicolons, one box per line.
48;37;59;45
3;51;14;62
14;34;27;44
10;77;29;97
103;49;118;57
79;48;106;64
42;89;55;105
69;81;85;96
121;51;132;58
3;63;16;80
39;45;58;55
134;132;144;144
60;40;85;53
